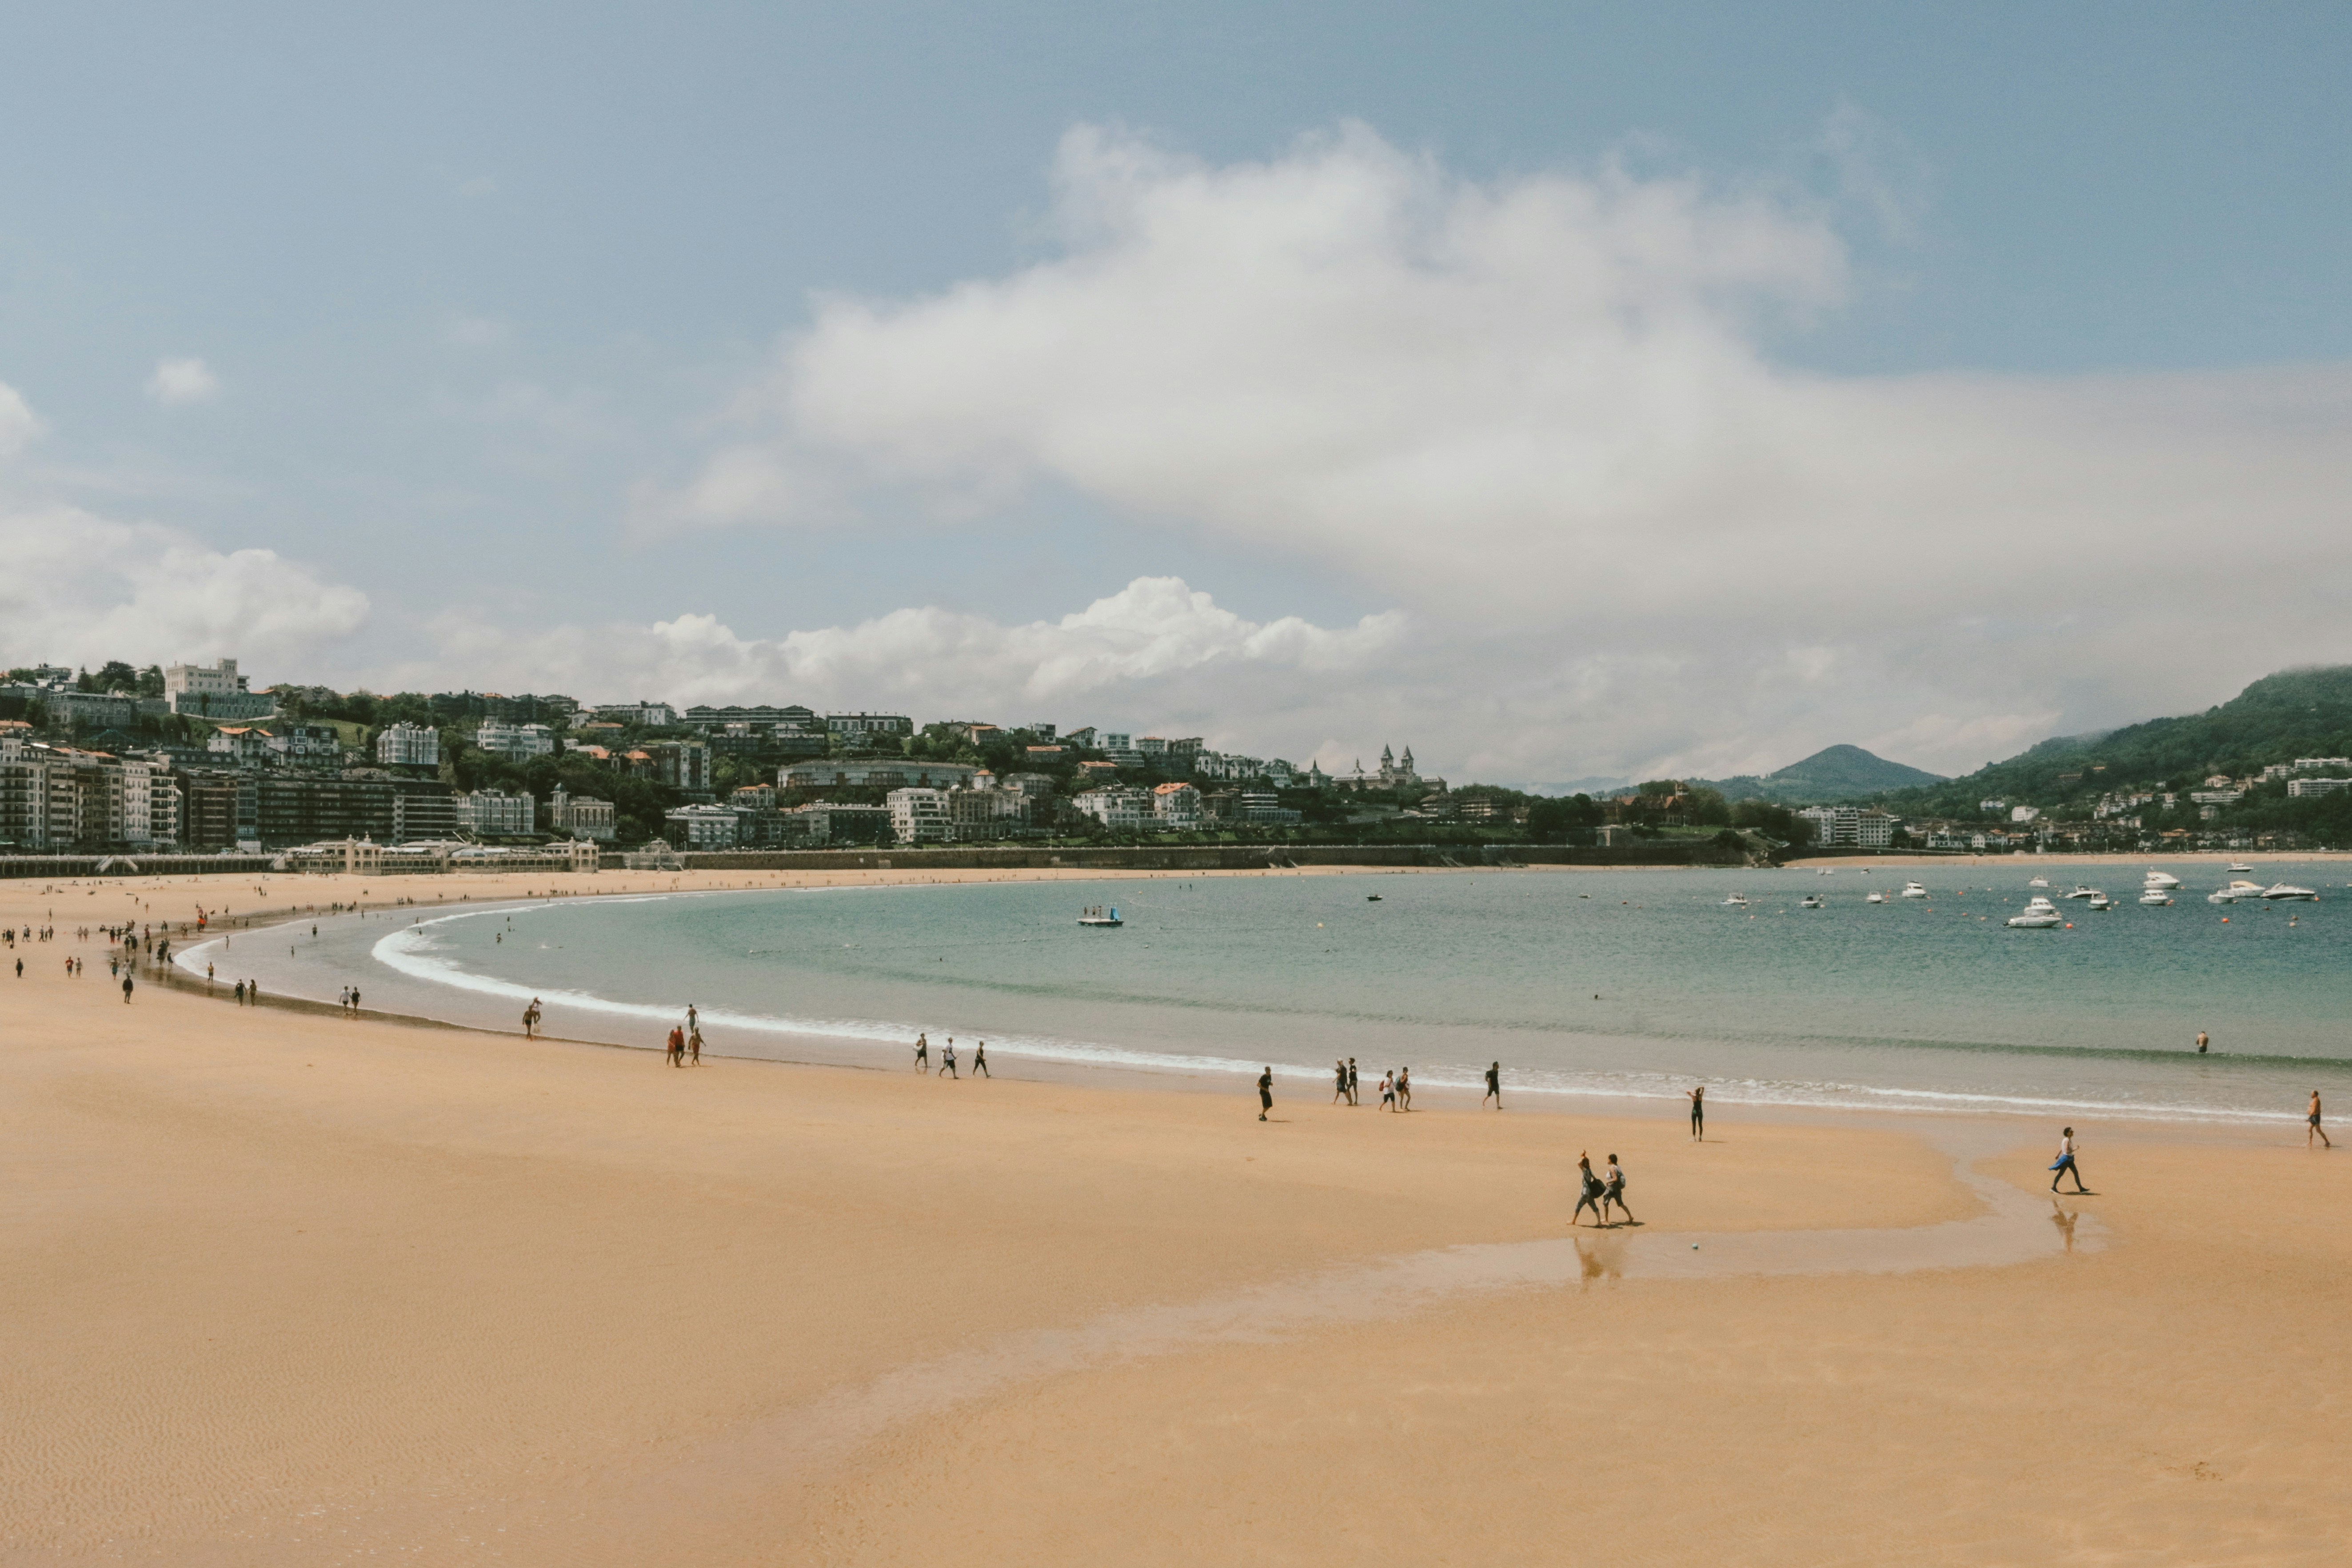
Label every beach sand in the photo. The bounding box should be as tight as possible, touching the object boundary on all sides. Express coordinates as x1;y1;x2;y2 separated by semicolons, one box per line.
4;870;2348;1564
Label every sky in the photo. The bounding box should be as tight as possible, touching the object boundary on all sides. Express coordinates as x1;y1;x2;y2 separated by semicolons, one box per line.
3;2;2350;784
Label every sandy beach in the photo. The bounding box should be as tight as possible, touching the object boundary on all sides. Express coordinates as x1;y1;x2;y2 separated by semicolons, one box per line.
5;868;2349;1564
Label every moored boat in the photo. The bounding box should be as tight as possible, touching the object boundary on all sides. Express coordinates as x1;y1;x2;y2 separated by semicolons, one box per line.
2262;882;2319;902
1900;881;1929;899
1077;905;1124;927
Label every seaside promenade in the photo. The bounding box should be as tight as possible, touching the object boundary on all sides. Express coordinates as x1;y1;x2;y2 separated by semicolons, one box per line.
4;868;2349;1564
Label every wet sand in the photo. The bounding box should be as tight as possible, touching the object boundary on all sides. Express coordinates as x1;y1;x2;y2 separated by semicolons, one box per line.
4;870;2348;1564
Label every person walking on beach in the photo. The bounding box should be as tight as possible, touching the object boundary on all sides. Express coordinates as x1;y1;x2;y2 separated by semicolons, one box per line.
523;998;542;1038
971;1041;989;1077
1379;1071;1396;1111
1602;1153;1634;1225
2311;1090;2332;1149
1396;1066;1412;1112
234;979;245;1005
1687;1085;1706;1142
1483;1061;1503;1109
1573;1153;1607;1227
1333;1059;1350;1104
1257;1066;1274;1121
121;974;133;1004
666;1025;685;1067
687;1026;702;1065
914;1033;929;1071
2196;1031;2210;1055
1346;1058;1359;1106
938;1039;958;1078
2050;1127;2088;1193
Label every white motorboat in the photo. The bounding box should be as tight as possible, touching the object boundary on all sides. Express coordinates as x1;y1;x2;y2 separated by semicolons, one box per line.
1865;890;1886;904
1900;881;1929;899
2144;870;2182;890
1076;905;1124;927
2062;885;2099;901
2207;880;2266;905
2262;882;2319;902
2008;897;2064;929
2228;862;2255;874
2084;892;2114;910
1799;894;1824;909
2139;888;2173;906
2027;877;2051;888
1816;868;1835;876
1720;894;1749;908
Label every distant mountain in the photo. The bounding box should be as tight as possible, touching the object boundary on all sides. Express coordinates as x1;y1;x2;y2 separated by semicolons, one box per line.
1697;744;1945;805
1888;665;2352;816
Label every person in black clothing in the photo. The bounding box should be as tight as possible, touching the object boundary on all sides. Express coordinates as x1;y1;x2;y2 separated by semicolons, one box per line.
1346;1058;1359;1105
1573;1153;1606;1227
1483;1061;1502;1109
1257;1067;1274;1121
1333;1059;1349;1104
971;1041;989;1077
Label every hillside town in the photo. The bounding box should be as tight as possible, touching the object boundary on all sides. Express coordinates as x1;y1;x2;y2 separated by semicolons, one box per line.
0;657;1485;857
10;658;2352;859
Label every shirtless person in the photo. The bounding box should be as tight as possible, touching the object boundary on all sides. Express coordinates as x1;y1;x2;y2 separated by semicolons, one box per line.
2311;1090;2332;1149
1602;1153;1634;1225
1483;1061;1502;1109
1257;1066;1274;1122
2050;1126;2088;1193
914;1033;929;1072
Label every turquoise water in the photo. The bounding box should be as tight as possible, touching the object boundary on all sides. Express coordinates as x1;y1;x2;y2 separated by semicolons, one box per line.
199;864;2352;1125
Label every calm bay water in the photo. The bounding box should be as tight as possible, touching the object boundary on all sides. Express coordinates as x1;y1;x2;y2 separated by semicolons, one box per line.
197;864;2352;1125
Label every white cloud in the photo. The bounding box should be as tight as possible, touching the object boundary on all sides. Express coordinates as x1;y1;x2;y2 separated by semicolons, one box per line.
144;357;220;406
410;576;1402;752
650;121;2352;777
3;376;367;678
0;379;40;455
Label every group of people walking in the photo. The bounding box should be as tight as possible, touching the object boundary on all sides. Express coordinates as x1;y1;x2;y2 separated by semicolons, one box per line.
1572;1152;1635;1226
1325;1058;1462;1112
912;1032;989;1077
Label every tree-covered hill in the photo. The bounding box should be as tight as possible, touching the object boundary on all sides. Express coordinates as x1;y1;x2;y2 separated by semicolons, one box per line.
1887;666;2352;818
1695;744;1944;805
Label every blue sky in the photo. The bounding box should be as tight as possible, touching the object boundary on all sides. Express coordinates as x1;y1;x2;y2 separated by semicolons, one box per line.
4;4;2349;781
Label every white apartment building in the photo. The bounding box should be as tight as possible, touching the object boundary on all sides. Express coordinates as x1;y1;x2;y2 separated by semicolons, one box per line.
2010;805;2041;824
887;787;952;844
375;722;440;766
457;789;537;836
208;726;274;762
475;721;556;758
164;657;276;719
1071;787;1152;830
827;711;913;739
947;785;1029;841
594;701;676;727
1798;805;1896;848
2287;777;2352;798
268;724;343;760
548;785;616;842
663;803;740;850
1152;781;1202;828
0;742;170;849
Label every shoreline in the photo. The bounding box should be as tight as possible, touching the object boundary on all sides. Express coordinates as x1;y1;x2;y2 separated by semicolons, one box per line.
152;866;2336;1135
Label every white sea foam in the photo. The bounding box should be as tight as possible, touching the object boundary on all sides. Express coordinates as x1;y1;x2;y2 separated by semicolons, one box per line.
352;906;2299;1127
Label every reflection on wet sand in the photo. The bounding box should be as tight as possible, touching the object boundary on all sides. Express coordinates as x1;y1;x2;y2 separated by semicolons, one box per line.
698;1121;2098;1476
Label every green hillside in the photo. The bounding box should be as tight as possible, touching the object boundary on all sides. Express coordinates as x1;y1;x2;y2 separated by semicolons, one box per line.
1888;665;2352;818
1698;744;1945;805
